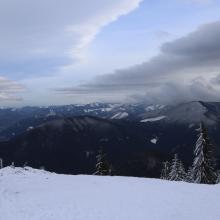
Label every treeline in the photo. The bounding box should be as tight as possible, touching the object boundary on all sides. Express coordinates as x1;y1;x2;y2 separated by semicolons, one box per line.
1;122;219;185
89;122;220;185
161;122;219;184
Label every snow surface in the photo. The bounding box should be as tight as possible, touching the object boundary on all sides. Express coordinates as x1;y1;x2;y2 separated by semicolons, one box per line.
83;108;113;113
1;167;220;220
151;138;158;144
26;126;34;131
111;112;128;119
141;115;167;122
46;109;56;117
145;104;165;112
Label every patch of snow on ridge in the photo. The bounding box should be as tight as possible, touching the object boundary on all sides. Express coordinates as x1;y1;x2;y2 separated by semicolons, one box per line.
111;112;128;119
145;104;166;112
84;107;113;113
141;116;167;122
26;126;34;131
151;138;158;144
145;105;156;111
189;123;195;128
101;108;113;112
46;109;56;117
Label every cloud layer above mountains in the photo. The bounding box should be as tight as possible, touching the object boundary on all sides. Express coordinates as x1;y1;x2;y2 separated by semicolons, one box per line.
0;0;143;104
56;21;220;104
0;0;219;105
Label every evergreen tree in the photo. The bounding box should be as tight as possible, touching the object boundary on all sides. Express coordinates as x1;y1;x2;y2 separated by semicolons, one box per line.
94;147;109;176
186;166;193;183
11;162;15;168
160;161;170;180
0;158;3;169
216;170;220;184
192;122;217;184
108;164;115;176
169;154;186;181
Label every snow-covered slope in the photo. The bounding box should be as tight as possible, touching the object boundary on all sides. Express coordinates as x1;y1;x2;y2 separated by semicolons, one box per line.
1;167;220;220
111;112;128;119
141;115;167;122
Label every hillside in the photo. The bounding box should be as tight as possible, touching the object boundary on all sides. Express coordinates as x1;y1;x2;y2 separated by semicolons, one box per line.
0;116;165;177
1;101;220;178
1;167;220;220
1;101;220;139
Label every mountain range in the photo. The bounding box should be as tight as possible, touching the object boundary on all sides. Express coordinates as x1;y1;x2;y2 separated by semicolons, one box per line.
0;101;220;177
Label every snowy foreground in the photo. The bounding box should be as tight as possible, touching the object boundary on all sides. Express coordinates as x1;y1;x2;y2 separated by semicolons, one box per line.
1;167;220;220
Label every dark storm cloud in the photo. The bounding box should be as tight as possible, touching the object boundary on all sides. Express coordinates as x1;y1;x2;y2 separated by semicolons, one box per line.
56;21;220;103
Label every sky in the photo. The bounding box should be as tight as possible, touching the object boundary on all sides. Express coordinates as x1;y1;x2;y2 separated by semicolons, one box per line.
1;0;220;106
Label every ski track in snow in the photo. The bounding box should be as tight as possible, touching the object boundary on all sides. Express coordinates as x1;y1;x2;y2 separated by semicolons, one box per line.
1;167;220;220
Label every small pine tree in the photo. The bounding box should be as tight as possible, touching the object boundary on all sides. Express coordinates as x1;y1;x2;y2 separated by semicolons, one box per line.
11;162;15;168
169;154;186;181
0;158;3;169
177;159;187;181
186;166;193;183
216;170;220;184
108;164;115;176
94;147;109;176
192;122;217;184
160;161;170;180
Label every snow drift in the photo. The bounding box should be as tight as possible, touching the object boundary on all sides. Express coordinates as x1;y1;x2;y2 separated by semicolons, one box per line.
0;167;220;220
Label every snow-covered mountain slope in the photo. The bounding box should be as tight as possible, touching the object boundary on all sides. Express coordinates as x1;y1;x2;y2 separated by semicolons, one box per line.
141;115;167;122
1;167;220;220
1;101;220;141
165;101;216;124
111;112;128;119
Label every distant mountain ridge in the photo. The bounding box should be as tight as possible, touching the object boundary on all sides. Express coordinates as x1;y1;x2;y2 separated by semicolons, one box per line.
1;101;220;140
1;101;220;178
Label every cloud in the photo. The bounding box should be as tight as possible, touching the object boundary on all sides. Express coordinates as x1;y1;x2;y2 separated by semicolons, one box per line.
211;74;220;85
0;77;25;101
179;0;213;4
0;0;142;78
55;21;220;104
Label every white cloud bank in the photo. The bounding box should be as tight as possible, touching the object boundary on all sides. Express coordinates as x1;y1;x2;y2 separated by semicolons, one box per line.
56;21;220;104
0;0;142;76
0;0;143;104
